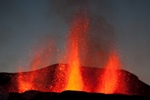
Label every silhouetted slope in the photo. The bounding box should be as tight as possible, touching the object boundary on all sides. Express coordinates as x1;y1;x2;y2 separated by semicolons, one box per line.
0;63;150;96
7;90;150;100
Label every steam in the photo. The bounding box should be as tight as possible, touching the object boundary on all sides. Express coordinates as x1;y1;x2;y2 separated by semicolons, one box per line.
49;0;116;68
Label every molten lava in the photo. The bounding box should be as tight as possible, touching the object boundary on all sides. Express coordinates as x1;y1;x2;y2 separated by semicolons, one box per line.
97;51;120;94
16;8;127;94
64;13;89;91
17;43;53;93
17;69;36;93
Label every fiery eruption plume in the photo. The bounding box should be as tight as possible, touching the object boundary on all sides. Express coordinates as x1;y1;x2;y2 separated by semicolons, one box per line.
16;9;127;95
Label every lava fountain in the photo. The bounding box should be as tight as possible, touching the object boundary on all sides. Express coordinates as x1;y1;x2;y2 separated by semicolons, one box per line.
16;7;127;94
50;11;89;92
17;43;53;93
64;12;89;91
97;50;122;94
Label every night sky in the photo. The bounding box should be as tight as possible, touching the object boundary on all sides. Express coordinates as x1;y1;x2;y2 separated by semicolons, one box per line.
0;0;150;85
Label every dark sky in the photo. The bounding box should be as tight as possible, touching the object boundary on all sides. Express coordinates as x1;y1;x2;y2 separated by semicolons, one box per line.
0;0;150;85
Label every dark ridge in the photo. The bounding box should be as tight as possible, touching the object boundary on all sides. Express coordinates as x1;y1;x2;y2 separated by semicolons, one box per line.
6;90;150;100
0;63;150;98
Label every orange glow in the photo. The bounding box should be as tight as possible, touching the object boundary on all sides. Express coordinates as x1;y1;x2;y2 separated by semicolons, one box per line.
16;9;128;94
49;64;67;92
17;43;53;93
17;71;37;93
29;43;53;70
64;12;89;91
97;51;120;94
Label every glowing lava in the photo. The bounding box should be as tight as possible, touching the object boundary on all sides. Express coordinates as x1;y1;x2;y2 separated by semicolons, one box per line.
97;51;120;94
17;43;53;93
64;12;89;91
49;12;89;92
16;8;127;94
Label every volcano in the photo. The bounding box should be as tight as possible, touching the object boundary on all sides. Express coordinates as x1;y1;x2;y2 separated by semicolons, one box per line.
0;63;150;99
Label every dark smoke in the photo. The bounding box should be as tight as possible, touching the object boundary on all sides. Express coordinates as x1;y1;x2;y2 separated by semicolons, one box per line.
84;15;115;68
48;0;116;68
49;0;88;22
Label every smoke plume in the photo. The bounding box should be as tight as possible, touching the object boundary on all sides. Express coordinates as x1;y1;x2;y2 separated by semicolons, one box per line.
48;0;116;68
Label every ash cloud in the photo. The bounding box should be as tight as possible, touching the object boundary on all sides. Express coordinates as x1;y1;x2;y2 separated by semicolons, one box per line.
48;0;116;67
48;0;88;21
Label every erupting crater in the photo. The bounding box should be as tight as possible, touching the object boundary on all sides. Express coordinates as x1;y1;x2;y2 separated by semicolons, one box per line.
17;10;126;94
0;9;149;99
